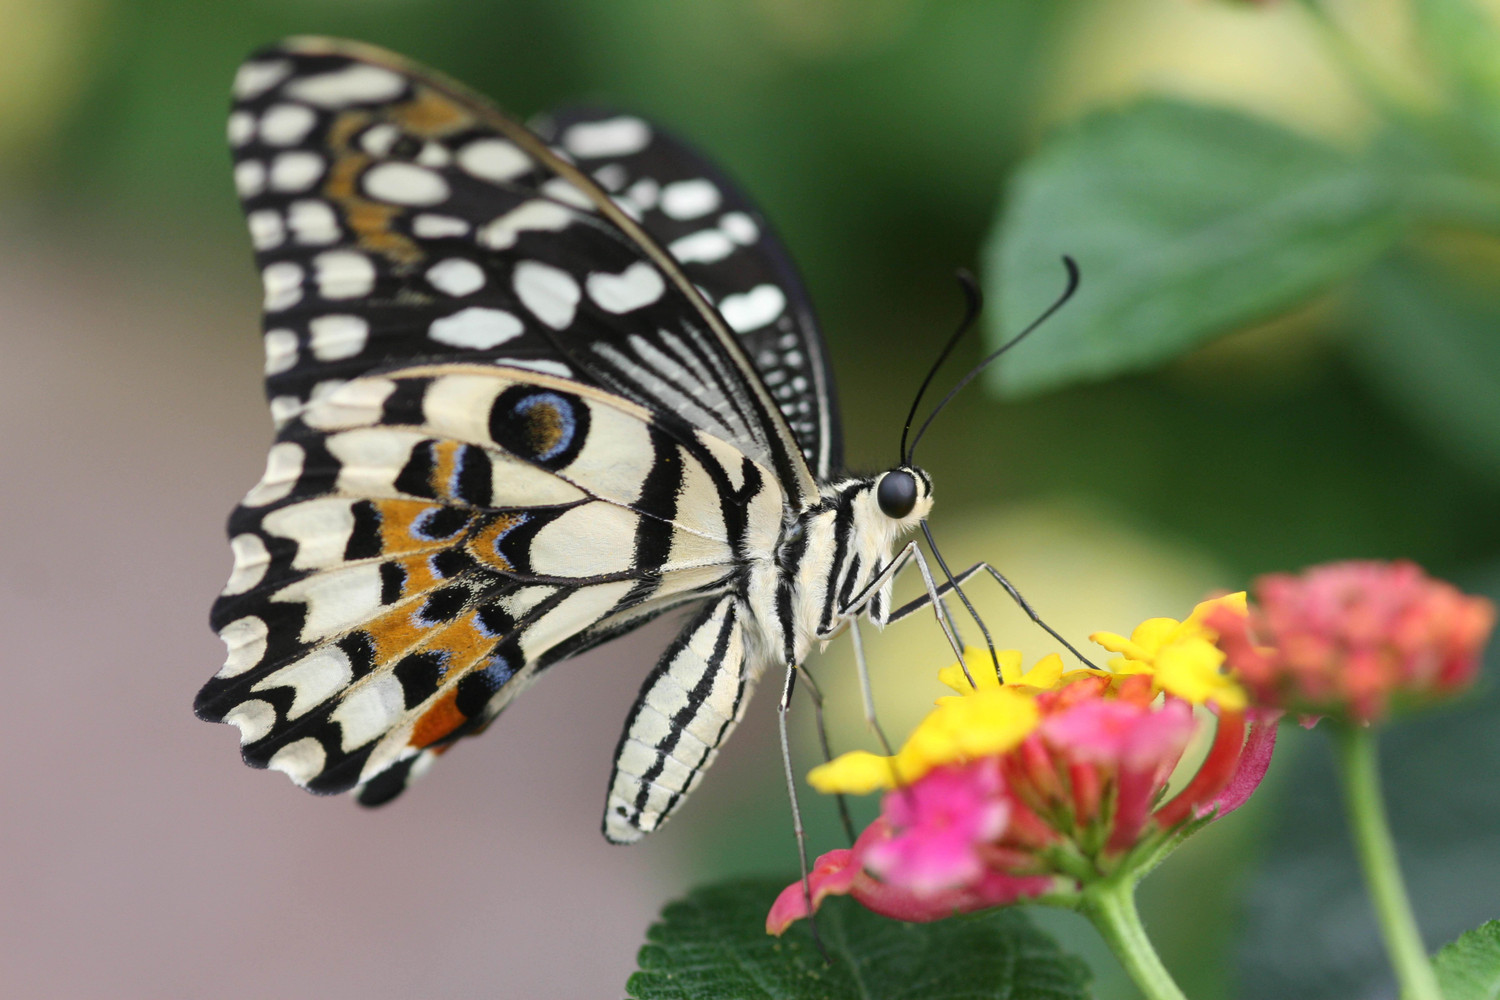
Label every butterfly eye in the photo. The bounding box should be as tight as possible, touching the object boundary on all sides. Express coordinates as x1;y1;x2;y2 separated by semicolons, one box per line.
876;469;918;519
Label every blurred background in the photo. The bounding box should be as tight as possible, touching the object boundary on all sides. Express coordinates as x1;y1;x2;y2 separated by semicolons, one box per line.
2;0;1499;997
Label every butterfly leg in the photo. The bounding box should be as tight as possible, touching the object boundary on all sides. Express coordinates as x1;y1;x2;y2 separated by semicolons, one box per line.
846;618;897;755
796;664;857;845
838;540;969;669
780;661;828;960
884;561;1099;670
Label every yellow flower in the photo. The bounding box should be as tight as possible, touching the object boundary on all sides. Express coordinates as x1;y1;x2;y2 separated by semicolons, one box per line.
808;686;1040;794
936;647;1066;692
1089;593;1249;710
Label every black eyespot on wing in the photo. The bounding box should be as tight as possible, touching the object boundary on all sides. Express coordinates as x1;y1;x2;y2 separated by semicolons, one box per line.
488;386;590;470
876;469;917;519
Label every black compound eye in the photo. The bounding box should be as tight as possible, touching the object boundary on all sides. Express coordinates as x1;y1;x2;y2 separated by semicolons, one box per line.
877;470;918;519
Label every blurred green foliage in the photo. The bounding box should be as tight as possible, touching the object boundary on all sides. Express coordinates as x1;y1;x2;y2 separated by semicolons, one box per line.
10;1;1500;997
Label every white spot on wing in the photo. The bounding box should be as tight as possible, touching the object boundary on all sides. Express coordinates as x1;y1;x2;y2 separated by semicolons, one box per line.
268;737;327;785
593;164;627;191
261;261;303;311
626;178;659;210
273;565;384;642
586;262;665;314
416;142;450;168
426;258;486;297
561;116;651;157
719;284;786;332
363;162;449;206
720;212;759;245
234;160;266;198
541;177;595;211
243;441;305;506
286;65;405;107
263;499;358;570
313;250;376;299
332;675;406;751
259;103;317;146
217;616;269;679
288;199;340;245
264;328;298;374
227;111;255;147
457;138;530;182
224;699;276;744
301;377;396;431
270;151;324;192
528;504;640;577
247;210;285;250
326;427;425;496
513;261;580;330
668;230;734;265
520;581;635;661
661;179;721;220
234;60;291;99
478;200;573;250
270;395;303;427
360;123;400;157
223;533;270;595
413;214;469;238
428;307;523;349
308;314;369;360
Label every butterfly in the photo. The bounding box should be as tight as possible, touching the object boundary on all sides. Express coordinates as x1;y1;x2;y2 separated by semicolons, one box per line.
196;36;1015;845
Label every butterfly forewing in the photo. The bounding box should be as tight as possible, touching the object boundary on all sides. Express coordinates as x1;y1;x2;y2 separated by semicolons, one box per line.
227;37;815;501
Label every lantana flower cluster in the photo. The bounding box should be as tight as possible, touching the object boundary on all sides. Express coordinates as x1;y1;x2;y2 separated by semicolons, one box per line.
769;562;1494;935
768;595;1275;933
1208;560;1494;724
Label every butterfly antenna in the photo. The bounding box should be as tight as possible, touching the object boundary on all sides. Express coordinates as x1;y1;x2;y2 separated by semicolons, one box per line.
906;255;1079;465
899;270;983;466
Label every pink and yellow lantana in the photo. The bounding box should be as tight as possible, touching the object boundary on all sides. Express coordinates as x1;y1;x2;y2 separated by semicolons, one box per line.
769;618;1275;935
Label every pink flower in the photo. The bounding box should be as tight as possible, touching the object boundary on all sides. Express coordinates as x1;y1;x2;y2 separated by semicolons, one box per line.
766;816;1057;935
1209;560;1494;723
862;760;1010;892
770;670;1277;934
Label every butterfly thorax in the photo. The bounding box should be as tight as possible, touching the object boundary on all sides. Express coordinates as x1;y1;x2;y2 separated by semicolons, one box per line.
744;468;932;670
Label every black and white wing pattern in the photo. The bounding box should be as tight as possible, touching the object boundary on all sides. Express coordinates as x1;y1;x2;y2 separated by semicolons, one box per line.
197;38;834;830
532;108;841;479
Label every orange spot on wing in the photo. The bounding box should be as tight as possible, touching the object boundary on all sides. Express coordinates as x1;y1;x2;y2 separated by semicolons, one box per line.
410;689;467;748
393;87;475;137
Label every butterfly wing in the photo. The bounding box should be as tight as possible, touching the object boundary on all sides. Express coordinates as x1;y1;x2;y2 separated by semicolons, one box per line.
226;36;816;504
533;108;842;479
197;366;784;802
201;38;807;806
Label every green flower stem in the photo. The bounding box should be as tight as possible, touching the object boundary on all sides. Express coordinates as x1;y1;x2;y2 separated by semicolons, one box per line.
1081;879;1188;1000
1334;724;1443;1000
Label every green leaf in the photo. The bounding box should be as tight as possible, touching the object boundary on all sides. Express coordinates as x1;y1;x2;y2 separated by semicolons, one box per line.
1348;251;1500;487
626;878;1091;1000
1413;0;1500;113
1435;922;1500;1000
982;99;1403;398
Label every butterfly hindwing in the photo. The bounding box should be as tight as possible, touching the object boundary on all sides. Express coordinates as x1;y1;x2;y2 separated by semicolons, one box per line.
534;107;842;479
198;366;784;801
